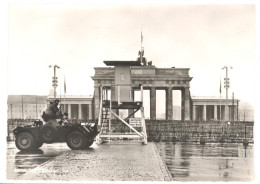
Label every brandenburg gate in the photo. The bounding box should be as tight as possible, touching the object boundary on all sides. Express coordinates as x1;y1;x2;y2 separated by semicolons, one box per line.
91;61;192;121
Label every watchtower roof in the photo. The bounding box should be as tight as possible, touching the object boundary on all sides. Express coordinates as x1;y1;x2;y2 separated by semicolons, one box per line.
104;60;141;66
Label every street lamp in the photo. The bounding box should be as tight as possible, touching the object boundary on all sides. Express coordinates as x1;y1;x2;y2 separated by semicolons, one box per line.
222;66;233;121
49;65;60;100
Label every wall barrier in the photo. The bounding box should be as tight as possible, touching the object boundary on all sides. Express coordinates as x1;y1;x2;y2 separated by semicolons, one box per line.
7;119;254;143
146;120;254;143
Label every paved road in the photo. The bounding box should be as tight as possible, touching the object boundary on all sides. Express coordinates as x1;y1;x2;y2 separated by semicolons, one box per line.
20;141;171;181
6;141;70;180
6;141;254;182
155;142;254;181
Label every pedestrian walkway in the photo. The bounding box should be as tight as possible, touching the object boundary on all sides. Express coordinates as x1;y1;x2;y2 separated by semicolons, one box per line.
21;142;172;181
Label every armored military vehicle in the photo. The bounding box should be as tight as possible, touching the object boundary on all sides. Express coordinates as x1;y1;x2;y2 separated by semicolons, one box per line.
13;119;100;151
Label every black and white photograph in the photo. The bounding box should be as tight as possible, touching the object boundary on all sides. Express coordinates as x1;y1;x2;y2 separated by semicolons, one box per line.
0;0;259;183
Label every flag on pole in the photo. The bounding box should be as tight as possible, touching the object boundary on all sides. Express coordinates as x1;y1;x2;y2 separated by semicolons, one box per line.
141;31;143;43
141;27;143;45
64;76;66;94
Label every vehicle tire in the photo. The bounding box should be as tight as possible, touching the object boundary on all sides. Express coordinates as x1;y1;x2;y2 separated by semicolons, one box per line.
40;123;58;143
15;132;36;151
66;131;86;150
85;140;94;148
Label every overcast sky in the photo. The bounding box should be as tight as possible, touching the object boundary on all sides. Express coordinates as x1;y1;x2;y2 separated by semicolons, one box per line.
7;3;256;106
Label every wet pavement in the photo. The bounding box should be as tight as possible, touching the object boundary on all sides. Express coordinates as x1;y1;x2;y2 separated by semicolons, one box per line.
19;141;171;181
6;141;254;181
155;142;254;181
6;141;70;180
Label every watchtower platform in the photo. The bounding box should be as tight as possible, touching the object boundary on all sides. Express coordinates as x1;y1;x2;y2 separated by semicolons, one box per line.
95;60;148;144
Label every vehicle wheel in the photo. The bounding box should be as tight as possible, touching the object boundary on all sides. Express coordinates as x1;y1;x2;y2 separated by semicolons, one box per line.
40;123;58;143
85;140;94;148
15;132;36;151
66;131;86;150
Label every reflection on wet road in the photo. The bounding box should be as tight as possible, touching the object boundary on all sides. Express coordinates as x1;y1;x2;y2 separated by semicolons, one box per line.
156;142;254;181
7;141;254;181
6;142;70;180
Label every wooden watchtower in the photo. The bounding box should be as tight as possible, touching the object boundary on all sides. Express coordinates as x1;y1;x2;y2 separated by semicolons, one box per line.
96;60;147;145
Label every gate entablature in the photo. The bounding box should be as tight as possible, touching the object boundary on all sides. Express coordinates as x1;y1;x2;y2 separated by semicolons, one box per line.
92;67;192;88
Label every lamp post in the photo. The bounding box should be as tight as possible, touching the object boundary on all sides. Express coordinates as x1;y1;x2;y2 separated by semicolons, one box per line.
222;66;232;121
49;65;60;100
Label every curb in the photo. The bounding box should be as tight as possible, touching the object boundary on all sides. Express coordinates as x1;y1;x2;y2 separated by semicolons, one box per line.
152;142;173;181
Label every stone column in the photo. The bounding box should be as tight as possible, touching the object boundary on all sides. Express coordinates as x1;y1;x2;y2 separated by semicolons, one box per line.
221;105;225;121
203;105;207;121
181;89;185;121
184;87;191;120
68;104;71;119
219;105;221;121
78;104;82;119
193;105;196;121
64;104;68;113
214;105;217;120
150;87;156;120
94;85;100;120
128;88;135;117
60;104;64;113
234;105;237;121
229;106;231;121
166;87;173;120
88;104;92;120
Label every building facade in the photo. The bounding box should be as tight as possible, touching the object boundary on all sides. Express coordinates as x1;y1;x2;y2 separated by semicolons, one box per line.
7;95;47;119
7;94;242;122
192;96;239;121
47;95;93;120
7;95;93;120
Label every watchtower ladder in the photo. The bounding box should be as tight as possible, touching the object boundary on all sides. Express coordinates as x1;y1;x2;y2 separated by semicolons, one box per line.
96;85;147;145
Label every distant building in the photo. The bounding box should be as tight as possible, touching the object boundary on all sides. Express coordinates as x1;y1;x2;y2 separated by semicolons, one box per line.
191;96;239;121
7;95;47;119
47;95;93;120
7;95;94;120
7;95;252;122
